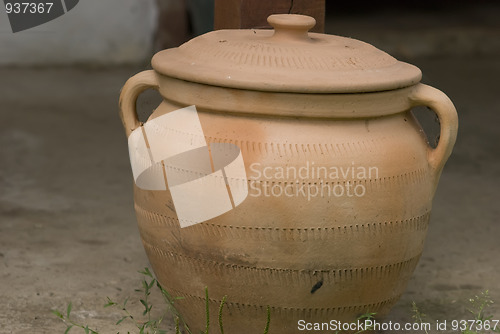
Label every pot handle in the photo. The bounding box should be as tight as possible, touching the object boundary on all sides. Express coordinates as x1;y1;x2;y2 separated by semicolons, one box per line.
119;70;159;137
408;83;458;174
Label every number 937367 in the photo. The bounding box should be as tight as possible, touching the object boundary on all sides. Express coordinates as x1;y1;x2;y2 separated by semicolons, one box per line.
451;319;500;332
5;2;54;14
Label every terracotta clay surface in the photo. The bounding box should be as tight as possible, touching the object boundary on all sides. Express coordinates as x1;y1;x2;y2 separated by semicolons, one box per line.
151;14;422;93
119;14;458;334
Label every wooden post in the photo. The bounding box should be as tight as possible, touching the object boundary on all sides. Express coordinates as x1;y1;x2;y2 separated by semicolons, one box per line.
214;0;325;33
155;0;191;50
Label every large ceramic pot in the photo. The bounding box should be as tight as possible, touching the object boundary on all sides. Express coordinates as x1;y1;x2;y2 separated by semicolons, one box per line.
119;14;458;334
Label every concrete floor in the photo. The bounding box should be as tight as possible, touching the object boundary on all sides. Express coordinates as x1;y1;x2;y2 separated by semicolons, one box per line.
1;8;499;332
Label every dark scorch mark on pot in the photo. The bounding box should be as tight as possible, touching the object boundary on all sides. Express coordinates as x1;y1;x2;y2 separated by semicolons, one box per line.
310;280;323;294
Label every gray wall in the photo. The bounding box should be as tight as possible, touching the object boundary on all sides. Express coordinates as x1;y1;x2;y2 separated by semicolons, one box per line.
0;0;158;65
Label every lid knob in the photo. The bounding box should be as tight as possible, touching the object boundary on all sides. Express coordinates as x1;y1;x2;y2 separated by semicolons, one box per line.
268;14;316;41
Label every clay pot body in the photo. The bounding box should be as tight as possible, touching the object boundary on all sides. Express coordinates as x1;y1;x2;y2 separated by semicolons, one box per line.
120;15;458;334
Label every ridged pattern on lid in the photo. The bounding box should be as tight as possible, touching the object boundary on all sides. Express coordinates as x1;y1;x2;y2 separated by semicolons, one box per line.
152;14;421;93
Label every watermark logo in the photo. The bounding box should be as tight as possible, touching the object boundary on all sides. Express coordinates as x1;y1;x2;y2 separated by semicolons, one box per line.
128;105;248;228
4;0;79;33
249;161;379;201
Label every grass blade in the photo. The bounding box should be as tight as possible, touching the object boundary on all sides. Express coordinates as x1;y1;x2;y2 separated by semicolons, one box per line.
218;295;227;334
67;302;72;318
52;310;64;319
263;306;271;334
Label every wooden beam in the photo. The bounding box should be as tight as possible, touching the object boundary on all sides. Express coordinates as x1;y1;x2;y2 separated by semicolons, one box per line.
214;0;325;33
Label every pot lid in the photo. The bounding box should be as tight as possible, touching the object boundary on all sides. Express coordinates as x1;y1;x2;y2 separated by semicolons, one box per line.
151;14;422;93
